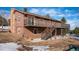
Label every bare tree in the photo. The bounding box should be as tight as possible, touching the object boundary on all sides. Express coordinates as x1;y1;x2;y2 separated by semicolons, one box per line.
1;10;5;31
0;17;2;26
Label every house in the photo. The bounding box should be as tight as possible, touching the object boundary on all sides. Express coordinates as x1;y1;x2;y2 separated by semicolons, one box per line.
9;8;70;41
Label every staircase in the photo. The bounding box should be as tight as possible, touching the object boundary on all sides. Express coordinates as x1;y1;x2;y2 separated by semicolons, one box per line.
41;26;55;40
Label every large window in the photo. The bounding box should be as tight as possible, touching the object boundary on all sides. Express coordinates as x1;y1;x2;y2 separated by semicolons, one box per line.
28;16;34;25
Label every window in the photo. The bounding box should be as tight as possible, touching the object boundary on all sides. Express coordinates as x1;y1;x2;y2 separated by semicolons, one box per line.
28;16;34;25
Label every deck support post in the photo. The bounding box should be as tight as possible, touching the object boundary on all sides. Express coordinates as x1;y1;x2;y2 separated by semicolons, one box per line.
61;29;63;36
54;28;57;39
55;28;57;36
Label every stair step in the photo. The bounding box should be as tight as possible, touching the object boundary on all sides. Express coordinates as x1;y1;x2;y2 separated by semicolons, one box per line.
41;26;55;40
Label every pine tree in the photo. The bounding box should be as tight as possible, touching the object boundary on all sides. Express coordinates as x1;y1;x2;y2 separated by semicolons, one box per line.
61;17;66;24
24;8;28;12
73;27;79;35
45;14;50;18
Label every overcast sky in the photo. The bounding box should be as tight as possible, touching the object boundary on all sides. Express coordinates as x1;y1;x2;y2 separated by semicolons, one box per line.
0;7;79;30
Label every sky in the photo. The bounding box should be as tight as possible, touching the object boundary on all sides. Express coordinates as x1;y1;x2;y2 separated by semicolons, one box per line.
0;7;79;30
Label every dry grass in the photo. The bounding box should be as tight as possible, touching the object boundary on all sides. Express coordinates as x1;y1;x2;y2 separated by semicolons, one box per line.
64;38;79;46
0;32;22;43
20;38;79;51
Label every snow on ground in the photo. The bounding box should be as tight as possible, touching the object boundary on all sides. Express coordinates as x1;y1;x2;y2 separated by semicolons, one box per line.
0;42;21;51
31;38;44;42
71;36;79;40
28;46;49;51
0;42;49;51
32;36;70;42
70;34;79;40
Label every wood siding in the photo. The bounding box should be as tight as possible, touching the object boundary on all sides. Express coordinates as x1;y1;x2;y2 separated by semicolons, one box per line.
24;15;62;27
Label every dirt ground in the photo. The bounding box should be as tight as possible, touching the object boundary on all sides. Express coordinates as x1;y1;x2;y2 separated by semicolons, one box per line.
20;38;79;51
0;32;79;51
0;32;22;43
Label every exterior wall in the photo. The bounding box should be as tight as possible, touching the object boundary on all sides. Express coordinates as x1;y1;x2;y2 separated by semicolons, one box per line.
10;9;25;37
10;9;16;33
15;12;24;37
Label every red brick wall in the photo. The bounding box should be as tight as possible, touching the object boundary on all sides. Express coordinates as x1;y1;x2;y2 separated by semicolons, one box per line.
15;12;24;37
10;9;16;33
10;9;25;37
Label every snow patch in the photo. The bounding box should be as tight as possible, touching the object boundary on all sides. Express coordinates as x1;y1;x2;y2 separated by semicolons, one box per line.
0;42;21;51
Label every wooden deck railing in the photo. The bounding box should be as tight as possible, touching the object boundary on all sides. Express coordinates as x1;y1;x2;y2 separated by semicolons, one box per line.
24;19;62;28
